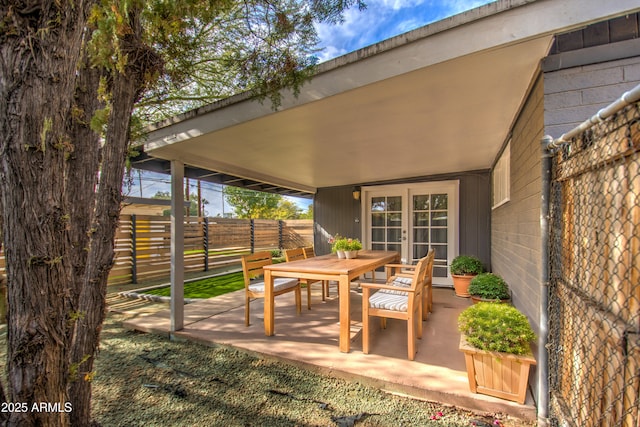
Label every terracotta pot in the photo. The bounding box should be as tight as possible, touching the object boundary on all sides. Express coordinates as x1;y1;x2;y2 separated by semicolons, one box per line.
452;274;475;297
459;335;536;404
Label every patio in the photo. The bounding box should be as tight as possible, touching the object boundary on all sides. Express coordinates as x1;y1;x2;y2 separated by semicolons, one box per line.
121;282;537;422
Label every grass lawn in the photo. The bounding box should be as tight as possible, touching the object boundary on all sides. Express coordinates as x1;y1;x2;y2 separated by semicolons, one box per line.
143;271;245;299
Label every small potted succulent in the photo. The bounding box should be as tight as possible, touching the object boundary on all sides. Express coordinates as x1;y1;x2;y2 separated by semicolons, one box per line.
468;273;511;304
458;302;536;403
449;255;484;297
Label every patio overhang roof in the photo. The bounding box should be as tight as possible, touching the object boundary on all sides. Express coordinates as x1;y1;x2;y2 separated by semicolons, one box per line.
138;0;640;196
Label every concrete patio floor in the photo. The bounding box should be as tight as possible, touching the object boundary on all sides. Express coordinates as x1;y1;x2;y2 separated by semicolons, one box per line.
119;283;537;422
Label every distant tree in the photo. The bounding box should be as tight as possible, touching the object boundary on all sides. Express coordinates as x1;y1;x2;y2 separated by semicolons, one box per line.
274;199;303;219
224;187;282;218
0;0;364;424
299;204;314;219
223;187;310;219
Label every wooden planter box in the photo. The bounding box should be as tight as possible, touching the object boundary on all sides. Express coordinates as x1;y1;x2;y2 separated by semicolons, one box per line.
459;336;536;404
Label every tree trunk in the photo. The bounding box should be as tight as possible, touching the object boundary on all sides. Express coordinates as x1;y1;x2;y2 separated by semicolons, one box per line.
67;5;159;424
0;2;95;425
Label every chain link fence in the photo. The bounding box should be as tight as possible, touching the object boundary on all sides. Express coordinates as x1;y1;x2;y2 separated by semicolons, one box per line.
548;101;640;426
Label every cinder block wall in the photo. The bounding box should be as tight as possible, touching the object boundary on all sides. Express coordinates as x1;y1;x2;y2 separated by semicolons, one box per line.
491;75;544;331
544;55;640;137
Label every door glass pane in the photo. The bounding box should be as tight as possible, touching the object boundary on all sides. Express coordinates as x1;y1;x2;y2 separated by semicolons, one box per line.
371;197;385;211
413;229;429;243
433;265;448;278
388;196;402;211
412;192;450;265
414;212;429;226
387;228;402;242
433;244;447;260
372;228;384;242
372;213;385;226
431;212;447;226
370;195;403;253
413;245;430;259
431;229;448;243
413;195;430;210
431;194;448;210
387;213;401;226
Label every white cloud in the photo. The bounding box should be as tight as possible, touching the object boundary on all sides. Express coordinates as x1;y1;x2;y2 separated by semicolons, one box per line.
314;0;495;63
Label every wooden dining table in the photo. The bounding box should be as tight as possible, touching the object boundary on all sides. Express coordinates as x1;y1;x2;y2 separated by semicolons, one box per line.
263;250;399;352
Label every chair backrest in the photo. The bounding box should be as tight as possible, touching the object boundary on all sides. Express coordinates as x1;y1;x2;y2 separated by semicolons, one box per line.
423;248;435;286
284;248;305;262
302;247;316;259
404;255;429;294
240;251;273;288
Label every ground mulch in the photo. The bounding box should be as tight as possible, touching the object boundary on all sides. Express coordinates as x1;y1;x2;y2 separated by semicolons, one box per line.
88;313;536;427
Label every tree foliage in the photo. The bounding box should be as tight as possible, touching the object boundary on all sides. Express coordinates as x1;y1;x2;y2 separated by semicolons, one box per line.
0;0;361;424
224;186;302;219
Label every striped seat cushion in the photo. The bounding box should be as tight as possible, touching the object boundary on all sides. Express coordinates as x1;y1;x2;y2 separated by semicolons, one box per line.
378;276;413;296
369;290;408;312
248;277;299;293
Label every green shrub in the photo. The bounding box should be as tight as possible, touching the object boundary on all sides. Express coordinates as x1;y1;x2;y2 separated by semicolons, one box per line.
458;302;536;355
450;255;484;275
468;273;510;300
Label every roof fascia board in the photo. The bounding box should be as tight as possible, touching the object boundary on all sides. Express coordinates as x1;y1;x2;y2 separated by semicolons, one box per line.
143;0;640;152
152;145;317;194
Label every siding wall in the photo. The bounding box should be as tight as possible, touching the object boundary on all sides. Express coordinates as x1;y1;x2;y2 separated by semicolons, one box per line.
313;171;491;269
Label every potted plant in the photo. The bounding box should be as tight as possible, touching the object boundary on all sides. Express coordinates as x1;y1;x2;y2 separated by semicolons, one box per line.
329;234;345;258
449;255;484;297
457;303;536;404
468;273;510;304
344;238;362;258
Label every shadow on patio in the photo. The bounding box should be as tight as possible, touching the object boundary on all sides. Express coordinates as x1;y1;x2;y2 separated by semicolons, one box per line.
121;284;537;422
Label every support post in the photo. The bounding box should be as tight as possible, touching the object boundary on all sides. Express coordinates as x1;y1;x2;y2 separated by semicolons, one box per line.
203;217;209;272
131;214;137;284
538;135;554;427
170;160;185;332
250;219;255;253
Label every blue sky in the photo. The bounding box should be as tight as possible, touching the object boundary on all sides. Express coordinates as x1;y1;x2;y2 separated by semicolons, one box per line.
128;0;494;216
314;0;494;62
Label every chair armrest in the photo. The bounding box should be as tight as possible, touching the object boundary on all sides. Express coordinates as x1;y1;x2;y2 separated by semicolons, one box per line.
360;282;417;293
384;263;417;280
385;263;415;269
394;272;414;278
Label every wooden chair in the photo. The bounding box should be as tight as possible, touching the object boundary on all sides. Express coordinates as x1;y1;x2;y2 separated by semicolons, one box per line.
241;251;301;326
284;248;325;309
302;246;330;299
384;248;435;320
361;254;429;360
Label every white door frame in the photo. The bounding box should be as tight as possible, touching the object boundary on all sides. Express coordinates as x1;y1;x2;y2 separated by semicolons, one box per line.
360;180;459;286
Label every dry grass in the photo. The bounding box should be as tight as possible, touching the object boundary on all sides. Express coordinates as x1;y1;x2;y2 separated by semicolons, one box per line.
89;313;536;427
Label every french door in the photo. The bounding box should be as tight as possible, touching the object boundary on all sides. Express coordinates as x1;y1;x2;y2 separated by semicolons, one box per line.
361;181;458;286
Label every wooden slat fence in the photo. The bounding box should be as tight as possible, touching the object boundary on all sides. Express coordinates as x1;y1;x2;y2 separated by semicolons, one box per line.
548;102;640;426
0;216;314;286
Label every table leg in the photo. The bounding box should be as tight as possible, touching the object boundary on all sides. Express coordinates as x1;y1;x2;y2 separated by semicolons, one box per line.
264;269;275;336
338;274;351;353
